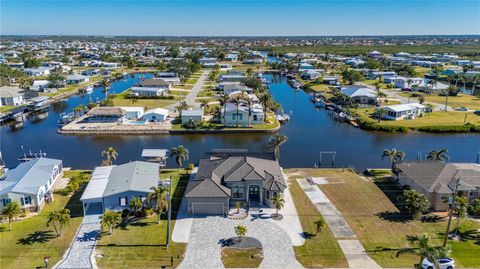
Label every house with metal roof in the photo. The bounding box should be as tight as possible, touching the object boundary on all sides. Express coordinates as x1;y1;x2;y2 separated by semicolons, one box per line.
80;161;159;215
0;158;63;212
396;161;480;211
0;86;24;107
184;150;287;216
340;86;377;104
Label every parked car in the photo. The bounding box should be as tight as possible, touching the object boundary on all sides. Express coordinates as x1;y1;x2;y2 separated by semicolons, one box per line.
455;107;469;111
421;257;454;269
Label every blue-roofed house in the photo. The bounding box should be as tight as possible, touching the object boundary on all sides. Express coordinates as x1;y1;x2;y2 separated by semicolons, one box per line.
0;158;63;212
80;161;159;215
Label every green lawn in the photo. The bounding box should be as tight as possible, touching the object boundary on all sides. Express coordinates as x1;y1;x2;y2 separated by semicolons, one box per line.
171;112;280;131
0;105;16;113
288;169;480;268
355;108;480;128
40;76;103;98
397;92;480;110
0;170;89;268
112;97;178;109
221;248;263;268
95;170;189;268
285;172;348;268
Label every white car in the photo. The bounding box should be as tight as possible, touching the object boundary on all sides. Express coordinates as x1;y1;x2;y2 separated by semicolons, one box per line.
421;257;454;269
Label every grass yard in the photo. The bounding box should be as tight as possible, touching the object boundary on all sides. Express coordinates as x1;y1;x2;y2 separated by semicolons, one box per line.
287;169;480;268
285;174;348;268
95;170;189;268
221;248;263;268
355;108;480;128
0;105;16;113
41;76;103;98
397;92;480;110
171;112;280;131
0;170;89;268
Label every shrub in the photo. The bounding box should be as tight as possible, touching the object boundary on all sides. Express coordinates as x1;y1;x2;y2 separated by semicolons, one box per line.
357;119;409;133
417;123;480;133
126;95;175;100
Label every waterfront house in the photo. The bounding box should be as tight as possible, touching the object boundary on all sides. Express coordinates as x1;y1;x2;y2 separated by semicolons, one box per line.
139;78;172;91
340;86;377;104
31;80;51;92
395;78;449;93
322;76;339;85
184;150;287;216
396;161;480;211
221;102;264;127
181;109;204;124
380;103;426;120
221;84;253;95
219;71;247;82
301;70;322;80
80;161;159;214
225;53;239;62
243;58;263;64
0;86;24;107
131;86;167;97
118;107;144;120
0;158;63;213
367;71;397;80
81;69;100;76
394;77;424;90
66;74;89;84
143;108;169;122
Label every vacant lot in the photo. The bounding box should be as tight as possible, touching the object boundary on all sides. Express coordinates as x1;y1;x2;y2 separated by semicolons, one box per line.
285;172;348;268
95;170;189;268
397;92;480;110
0;170;88;268
285;168;480;268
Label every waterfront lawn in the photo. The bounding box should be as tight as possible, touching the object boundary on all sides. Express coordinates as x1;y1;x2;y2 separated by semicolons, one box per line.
41;76;103;98
0;171;88;269
397;92;480;110
171;112;280;131
0;105;15;113
95;170;189;268
355;108;480;128
287;169;480;268
286;174;348;268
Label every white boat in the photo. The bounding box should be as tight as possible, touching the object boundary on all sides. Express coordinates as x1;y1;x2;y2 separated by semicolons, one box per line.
85;86;93;93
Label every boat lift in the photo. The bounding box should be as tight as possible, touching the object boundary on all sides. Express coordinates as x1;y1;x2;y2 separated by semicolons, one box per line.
319;151;336;167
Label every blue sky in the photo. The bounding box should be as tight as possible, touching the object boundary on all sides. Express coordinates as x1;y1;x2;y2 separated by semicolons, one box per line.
1;0;479;36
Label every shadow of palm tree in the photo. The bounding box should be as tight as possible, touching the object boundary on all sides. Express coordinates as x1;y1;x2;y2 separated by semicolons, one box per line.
437;228;480;245
377;211;413;223
301;232;316;239
76;230;100;242
17;230;56;245
420;215;445;223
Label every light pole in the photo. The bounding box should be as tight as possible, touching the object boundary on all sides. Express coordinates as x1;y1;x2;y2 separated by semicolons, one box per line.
166;177;172;249
443;177;461;247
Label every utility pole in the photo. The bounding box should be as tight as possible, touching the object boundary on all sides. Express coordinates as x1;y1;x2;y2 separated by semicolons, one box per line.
166;177;172;249
443;177;461;247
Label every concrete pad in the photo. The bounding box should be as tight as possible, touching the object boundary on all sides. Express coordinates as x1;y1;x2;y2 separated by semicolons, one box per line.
172;170;196;243
338;240;381;268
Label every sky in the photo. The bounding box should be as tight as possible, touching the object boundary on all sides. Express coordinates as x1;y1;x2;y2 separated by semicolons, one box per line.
1;0;479;36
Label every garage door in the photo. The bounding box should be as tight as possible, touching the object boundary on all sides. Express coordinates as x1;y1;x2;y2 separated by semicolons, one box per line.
192;203;224;216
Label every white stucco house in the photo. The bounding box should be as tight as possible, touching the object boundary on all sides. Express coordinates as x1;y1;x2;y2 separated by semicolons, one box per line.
381;103;426;120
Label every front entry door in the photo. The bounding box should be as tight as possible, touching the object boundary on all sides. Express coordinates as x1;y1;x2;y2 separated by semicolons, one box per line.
249;185;260;202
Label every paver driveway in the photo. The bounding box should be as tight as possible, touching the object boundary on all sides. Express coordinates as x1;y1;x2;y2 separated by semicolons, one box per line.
178;216;303;269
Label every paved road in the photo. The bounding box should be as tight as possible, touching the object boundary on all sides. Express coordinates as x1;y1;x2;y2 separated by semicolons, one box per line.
166;70;210;111
178;217;303;269
297;178;381;269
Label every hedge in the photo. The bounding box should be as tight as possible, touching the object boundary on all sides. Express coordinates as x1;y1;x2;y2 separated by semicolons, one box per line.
416;123;480;133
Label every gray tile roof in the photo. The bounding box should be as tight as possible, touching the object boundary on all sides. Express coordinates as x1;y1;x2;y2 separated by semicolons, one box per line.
397;161;480;194
0;158;62;196
102;161;159;197
185;151;286;198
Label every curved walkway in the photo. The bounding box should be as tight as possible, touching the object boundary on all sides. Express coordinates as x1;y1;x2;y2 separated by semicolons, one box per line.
178;216;303;269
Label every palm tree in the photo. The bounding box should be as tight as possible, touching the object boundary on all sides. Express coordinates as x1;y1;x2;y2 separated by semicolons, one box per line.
200;99;210;113
147;186;169;223
101;146;118;166
427;79;438;93
426;149;449;162
129;196;143;213
101;210;122;235
373;108;387;123
396;234;449;269
234;224;248;242
453;196;469;237
314;217;326;235
99;79;110;98
175;101;189;114
2;202;21;230
259;93;272;114
382;148;405;171
271;193;285;217
235;201;244;214
267;133;288;160
73;105;86;117
220;93;229;124
245;95;253;127
45;209;71;236
231;95;242;127
170;145;189;170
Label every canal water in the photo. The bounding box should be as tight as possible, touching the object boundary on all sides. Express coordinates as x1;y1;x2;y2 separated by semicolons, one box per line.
1;74;479;170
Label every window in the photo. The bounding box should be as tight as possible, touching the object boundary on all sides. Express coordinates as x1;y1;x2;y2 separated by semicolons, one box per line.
25;196;32;205
266;191;270;199
2;199;11;206
120;197;127;206
232;186;244;199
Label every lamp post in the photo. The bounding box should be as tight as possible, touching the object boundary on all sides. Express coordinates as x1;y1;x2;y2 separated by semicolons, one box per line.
166;178;172;249
443;177;461;247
